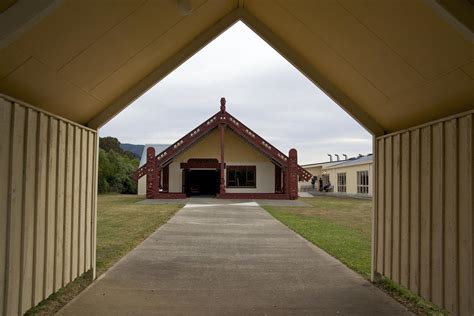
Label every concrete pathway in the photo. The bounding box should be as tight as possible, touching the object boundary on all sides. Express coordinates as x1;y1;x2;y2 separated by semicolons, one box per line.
298;192;314;198
59;201;410;315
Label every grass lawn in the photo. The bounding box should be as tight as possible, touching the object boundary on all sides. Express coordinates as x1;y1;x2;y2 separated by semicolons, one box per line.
264;196;372;278
262;196;446;315
26;194;183;315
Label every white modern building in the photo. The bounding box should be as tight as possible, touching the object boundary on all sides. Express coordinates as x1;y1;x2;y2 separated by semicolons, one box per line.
300;154;373;196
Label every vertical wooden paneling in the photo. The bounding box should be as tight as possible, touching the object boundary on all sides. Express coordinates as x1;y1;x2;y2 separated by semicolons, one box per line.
384;137;393;278
444;119;458;314
63;124;74;286
71;126;80;280
0;98;12;314
376;139;385;274
371;135;378;281
458;114;472;316
409;129;420;295
400;132;410;288
91;134;98;279
0;96;98;315
44;118;58;297
85;132;93;271
391;134;401;284
420;126;431;299
5;104;26;316
54;121;66;292
33;113;47;305
79;129;87;275
431;122;444;307
376;111;473;315
20;108;38;313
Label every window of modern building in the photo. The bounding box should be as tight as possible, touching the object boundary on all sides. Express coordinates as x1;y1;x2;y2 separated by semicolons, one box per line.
337;172;346;193
226;166;256;188
357;170;369;194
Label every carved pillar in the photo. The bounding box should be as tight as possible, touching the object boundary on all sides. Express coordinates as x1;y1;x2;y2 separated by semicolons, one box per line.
288;148;298;200
219;122;225;196
218;97;226;196
146;147;157;199
156;167;161;196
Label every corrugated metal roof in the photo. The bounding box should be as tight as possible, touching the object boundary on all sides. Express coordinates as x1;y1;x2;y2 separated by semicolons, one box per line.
303;154;373;170
324;155;373;169
139;144;170;167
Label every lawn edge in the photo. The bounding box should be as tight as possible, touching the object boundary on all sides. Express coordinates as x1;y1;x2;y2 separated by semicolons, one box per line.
261;204;447;316
25;199;184;315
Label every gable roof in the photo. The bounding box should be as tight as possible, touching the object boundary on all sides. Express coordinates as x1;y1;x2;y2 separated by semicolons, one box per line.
0;2;472;136
133;101;312;181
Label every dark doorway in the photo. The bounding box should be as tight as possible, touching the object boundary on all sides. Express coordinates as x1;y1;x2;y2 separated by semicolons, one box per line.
184;170;219;196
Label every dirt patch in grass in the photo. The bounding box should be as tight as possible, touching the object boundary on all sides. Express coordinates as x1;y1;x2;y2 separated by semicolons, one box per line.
25;194;183;315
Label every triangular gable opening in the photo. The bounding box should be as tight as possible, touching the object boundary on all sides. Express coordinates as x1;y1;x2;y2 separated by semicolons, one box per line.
101;21;371;200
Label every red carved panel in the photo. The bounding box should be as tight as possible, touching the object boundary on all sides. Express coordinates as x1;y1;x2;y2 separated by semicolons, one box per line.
287;149;298;200
180;158;221;169
133;118;220;180
298;165;313;181
133;100;312;185
219;123;225;195
146;147;157;199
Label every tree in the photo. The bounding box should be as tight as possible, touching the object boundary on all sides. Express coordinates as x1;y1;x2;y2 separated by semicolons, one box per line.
98;137;140;194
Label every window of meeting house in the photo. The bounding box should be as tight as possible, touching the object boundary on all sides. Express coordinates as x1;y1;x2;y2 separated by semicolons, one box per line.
227;166;256;188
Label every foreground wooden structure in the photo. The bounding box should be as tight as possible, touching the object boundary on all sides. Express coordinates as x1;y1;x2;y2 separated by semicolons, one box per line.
0;1;472;315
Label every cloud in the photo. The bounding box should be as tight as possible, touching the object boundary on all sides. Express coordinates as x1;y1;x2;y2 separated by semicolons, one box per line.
100;22;372;164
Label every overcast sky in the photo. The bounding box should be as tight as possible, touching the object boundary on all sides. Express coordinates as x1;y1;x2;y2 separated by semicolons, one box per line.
100;22;372;164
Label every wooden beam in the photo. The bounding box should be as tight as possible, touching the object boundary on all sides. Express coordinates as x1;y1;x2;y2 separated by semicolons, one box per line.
87;9;241;129
423;0;474;42
0;0;64;50
88;7;386;137
238;9;385;136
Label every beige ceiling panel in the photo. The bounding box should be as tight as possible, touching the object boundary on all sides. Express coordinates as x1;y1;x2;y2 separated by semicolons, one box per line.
278;0;425;99
0;0;17;14
0;58;101;123
58;0;196;92
0;43;29;79
377;69;474;131
245;0;388;114
462;60;474;80
91;0;237;104
338;0;473;79
15;0;145;71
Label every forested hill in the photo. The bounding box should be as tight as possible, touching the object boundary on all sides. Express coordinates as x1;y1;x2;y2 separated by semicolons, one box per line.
98;137;140;194
120;143;144;159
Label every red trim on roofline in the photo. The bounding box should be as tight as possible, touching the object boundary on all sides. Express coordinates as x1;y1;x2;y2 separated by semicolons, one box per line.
133;109;312;182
